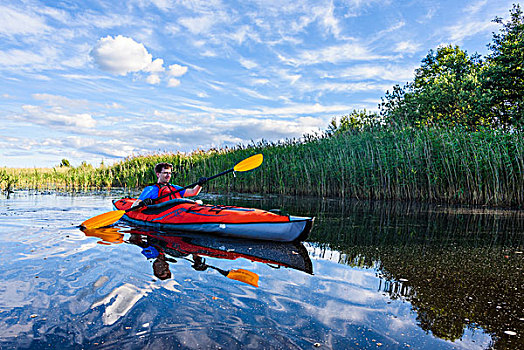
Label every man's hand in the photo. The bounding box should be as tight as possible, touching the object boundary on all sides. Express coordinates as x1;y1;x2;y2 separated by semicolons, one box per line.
197;177;208;186
142;198;154;206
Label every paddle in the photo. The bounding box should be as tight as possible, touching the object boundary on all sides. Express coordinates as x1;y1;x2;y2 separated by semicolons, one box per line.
81;153;264;229
226;269;259;287
186;255;259;287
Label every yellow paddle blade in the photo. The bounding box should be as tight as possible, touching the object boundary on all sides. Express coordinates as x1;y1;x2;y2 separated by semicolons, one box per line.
227;269;259;287
82;227;124;245
81;210;125;230
234;154;263;172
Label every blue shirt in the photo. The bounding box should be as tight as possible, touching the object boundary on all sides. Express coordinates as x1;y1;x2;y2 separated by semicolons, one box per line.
138;184;185;200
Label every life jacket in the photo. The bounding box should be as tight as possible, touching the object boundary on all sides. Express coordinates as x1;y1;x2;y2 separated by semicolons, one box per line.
155;183;182;203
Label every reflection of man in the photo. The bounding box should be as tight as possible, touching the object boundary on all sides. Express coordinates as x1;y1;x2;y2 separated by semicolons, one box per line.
153;254;172;280
129;233;173;280
128;233;222;283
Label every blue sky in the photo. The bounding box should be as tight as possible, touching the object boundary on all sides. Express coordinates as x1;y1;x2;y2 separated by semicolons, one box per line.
0;0;517;168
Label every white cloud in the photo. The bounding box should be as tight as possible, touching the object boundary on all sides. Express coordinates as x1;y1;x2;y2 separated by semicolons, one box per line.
76;12;135;30
149;0;175;11
179;15;216;35
296;80;392;94
280;43;387;66
239;58;258;70
464;0;488;14
445;20;496;43
185;101;353;118
213;116;326;141
0;6;49;36
313;3;341;38
0;49;48;67
237;87;273;100
167;78;181;87
229;25;252;44
34;6;70;23
393;41;421;54
146;74;161;84
165;24;180;35
336;64;416;82
32;93;90;110
90;35;153;75
21;105;96;129
145;58;165;73
69;136;136;158
106;102;123;109
276;69;302;84
252;78;270;85
168;64;188;77
418;7;437;22
90;36;188;87
376;21;406;36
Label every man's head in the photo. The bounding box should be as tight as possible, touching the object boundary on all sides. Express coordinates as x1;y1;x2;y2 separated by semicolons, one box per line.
155;162;173;184
153;256;172;280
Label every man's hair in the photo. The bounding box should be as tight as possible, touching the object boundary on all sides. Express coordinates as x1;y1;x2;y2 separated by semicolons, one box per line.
155;162;173;173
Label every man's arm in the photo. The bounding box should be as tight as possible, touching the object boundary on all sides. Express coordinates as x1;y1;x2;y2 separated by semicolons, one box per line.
182;185;202;197
131;186;157;207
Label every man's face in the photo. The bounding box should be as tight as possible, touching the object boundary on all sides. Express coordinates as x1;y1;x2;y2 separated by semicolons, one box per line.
157;168;172;184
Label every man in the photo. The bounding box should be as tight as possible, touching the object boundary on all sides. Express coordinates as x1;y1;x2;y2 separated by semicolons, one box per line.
131;162;206;208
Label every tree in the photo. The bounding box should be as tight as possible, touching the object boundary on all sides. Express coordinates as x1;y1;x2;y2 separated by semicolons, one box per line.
482;4;524;128
380;46;493;128
411;46;491;128
327;109;381;135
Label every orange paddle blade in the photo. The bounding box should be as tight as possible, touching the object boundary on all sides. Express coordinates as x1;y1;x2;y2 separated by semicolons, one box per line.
234;154;263;172
81;210;125;230
227;269;259;287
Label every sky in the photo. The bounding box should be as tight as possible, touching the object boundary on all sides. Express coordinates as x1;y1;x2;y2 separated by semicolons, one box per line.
0;0;517;168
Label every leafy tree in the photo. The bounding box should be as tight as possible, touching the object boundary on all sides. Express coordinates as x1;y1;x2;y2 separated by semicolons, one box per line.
412;46;491;127
380;46;491;128
327;109;381;135
379;84;418;128
482;4;524;128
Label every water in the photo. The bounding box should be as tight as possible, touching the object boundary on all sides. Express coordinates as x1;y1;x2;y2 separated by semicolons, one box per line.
0;190;522;349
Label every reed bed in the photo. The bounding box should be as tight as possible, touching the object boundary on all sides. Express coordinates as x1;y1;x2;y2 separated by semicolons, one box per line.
2;127;523;207
214;127;523;207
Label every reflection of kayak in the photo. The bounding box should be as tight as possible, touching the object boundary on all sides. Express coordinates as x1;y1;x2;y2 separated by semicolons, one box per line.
81;226;313;286
113;198;314;242
138;230;314;274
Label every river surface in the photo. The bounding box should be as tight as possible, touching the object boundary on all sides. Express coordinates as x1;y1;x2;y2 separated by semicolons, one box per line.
0;190;522;349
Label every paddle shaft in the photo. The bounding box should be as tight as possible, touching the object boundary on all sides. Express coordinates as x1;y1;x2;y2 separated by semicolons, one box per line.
128;168;235;213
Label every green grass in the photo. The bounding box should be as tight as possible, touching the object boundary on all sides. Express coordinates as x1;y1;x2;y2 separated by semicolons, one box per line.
2;127;523;207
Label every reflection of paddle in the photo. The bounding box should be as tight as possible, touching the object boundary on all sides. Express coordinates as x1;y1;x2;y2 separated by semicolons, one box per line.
188;256;259;287
226;269;259;287
81;154;263;230
81;227;124;245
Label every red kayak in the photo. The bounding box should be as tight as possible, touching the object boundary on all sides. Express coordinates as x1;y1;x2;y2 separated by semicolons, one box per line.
113;198;314;242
